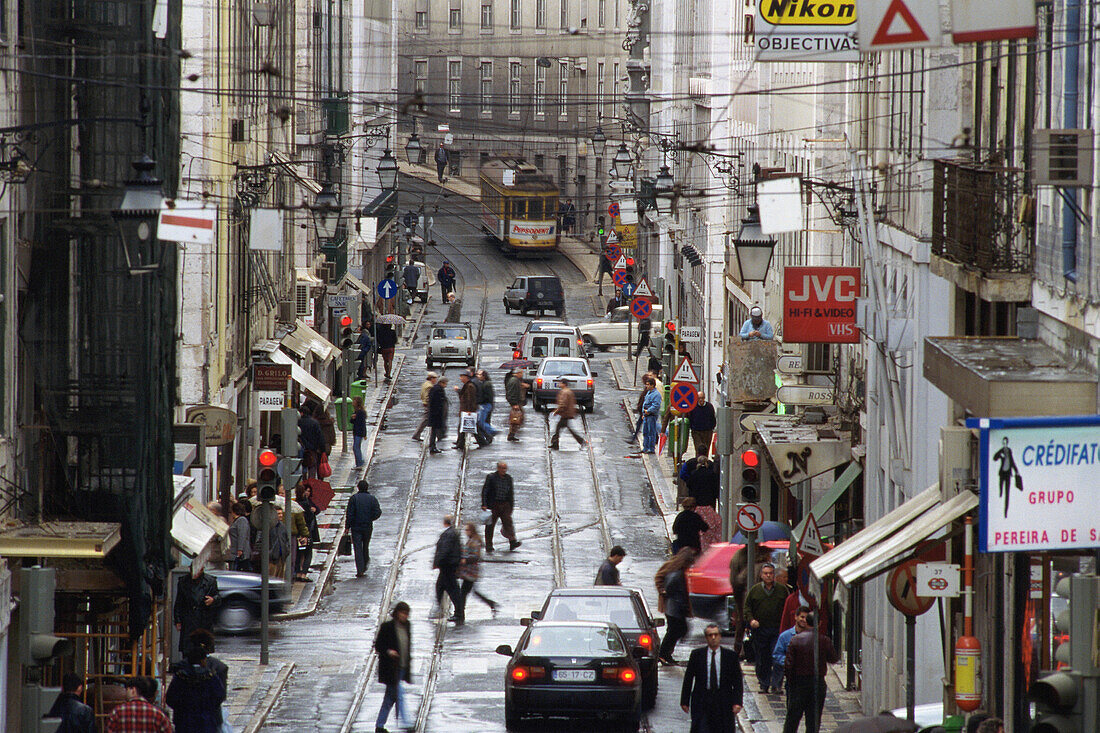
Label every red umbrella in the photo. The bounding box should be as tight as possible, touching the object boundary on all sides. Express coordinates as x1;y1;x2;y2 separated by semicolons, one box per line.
499;358;534;370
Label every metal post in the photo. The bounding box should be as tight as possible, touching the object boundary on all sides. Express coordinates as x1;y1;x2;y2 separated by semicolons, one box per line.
260;499;271;665
746;530;757;599
906;614;917;722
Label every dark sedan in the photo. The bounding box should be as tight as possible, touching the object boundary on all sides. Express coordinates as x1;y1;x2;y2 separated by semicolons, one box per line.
496;621;643;731
530;586;663;708
208;570;291;634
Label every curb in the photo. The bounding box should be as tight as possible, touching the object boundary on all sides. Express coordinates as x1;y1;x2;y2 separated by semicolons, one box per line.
240;661;295;733
621;396;675;544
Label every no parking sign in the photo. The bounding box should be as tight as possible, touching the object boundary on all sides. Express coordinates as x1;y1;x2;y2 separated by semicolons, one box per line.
630;297;652;320
670;382;699;413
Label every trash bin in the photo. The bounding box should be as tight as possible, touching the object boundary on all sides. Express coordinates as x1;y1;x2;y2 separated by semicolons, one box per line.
942;715;964;733
335;397;353;432
350;379;367;401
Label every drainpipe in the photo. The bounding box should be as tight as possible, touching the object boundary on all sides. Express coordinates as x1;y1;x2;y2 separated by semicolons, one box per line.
1061;0;1080;281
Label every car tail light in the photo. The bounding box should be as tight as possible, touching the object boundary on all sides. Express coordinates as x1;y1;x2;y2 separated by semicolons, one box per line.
513;350;521;359
619;668;637;683
536;378;543;388
637;634;652;649
511;666;544;682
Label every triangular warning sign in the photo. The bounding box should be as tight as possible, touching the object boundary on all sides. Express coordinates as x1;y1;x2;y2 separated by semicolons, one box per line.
798;513;825;557
673;356;699;384
872;0;929;45
632;277;654;298
606;229;620;245
614;255;627;269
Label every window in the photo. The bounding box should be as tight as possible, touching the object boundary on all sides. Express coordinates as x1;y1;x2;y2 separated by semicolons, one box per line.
598;0;605;27
558;156;568;185
596;61;605;117
535;65;546;115
449;7;461;30
613;61;619;96
558;67;568;117
560;0;567;29
509;61;522;115
510;0;520;28
530;198;544;219
414;59;428;95
536;0;546;28
481;1;493;29
480;61;493;115
448;60;462;112
415;10;427;28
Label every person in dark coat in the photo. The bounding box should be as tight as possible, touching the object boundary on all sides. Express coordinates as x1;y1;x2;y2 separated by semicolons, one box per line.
375;601;412;732
782;614;839;733
680;623;744;733
295;482;321;581
437;261;456;300
298;405;325;478
47;672;95;733
453;370;485;449
352;396;368;468
432;515;464;625
504;368;528;442
173;561;219;654
687;394;717;457
357;324;375;378
376;324;398;381
481;461;521;552
166;631;227;733
475;369;498;442
427;376;449;454
434;143;449;182
680;454;720;509
657;552;694;665
672;497;711;553
346;480;382;576
314;403;337;455
228;500;252;571
595;545;626;585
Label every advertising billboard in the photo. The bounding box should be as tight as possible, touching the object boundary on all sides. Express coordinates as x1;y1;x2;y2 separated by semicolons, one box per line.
782;266;861;343
968;415;1100;553
755;0;860;62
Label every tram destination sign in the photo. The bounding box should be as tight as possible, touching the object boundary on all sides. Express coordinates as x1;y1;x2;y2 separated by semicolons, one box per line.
968;415;1100;553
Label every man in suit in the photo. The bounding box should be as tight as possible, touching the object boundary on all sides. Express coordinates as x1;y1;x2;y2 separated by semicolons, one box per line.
681;623;744;733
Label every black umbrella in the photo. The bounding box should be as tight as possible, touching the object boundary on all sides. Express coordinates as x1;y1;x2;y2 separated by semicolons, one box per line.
833;713;920;733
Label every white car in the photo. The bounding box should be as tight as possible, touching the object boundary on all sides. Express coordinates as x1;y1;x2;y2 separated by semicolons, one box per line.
579;304;664;350
531;357;597;411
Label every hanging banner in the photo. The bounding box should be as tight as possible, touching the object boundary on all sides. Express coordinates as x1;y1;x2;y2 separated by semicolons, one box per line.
951;0;1036;43
968;415;1100;553
755;0;860;62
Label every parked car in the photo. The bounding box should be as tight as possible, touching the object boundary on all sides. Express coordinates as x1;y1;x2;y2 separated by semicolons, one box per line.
579;304;665;351
426;321;475;368
503;275;565;317
496;621;643;730
531;357;596;411
511;322;588;375
208;570;291;634
529;587;664;708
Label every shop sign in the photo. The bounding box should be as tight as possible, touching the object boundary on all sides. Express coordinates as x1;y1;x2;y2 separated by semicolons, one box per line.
782;266;860;343
184;404;238;447
755;0;859;62
968;415;1100;553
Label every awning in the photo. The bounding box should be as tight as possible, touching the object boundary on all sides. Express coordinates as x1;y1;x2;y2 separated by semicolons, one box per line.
171;497;229;558
793;461;863;539
0;522;122;558
280;319;339;364
809;484;978;587
269;348;332;403
342;273;373;298
271;150;323;196
755;416;853;486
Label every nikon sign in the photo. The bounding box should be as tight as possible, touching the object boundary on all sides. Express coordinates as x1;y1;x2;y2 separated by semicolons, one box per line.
755;0;859;62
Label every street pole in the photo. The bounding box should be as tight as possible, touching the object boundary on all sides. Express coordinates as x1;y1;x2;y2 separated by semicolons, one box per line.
906;614;916;722
259;499;271;665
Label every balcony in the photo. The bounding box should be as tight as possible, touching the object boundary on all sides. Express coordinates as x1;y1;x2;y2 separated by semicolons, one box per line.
930;159;1032;301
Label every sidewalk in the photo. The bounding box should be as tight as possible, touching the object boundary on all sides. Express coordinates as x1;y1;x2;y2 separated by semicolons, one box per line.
399;160;601;281
616;355;863;732
221;656;294;733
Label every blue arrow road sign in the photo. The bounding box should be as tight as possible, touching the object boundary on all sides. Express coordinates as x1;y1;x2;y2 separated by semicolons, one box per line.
621;282;636;298
377;278;398;299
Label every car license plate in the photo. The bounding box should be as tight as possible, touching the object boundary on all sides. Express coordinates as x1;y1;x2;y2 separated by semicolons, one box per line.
443;347;457;353
552;669;595;682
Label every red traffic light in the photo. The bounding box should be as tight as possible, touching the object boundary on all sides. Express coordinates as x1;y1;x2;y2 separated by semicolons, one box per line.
258;449;279;467
625;257;635;267
340;314;353;327
666;321;676;332
741;449;759;467
386;255;394;263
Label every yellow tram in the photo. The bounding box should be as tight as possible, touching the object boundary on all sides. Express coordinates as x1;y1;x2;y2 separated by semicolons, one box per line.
478;158;560;254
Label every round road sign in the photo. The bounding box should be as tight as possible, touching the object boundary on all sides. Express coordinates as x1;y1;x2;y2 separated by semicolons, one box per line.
613;269;629;287
886;559;935;616
376;278;398;300
608;201;621;218
736;503;765;534
630;297;652;320
670;382;699;413
605;243;622;262
621;282;636;298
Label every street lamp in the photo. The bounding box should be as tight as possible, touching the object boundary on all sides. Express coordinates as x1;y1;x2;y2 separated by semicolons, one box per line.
377;148;398;191
591;124;608;154
611;143;634;181
310;180;341;242
404;133;422;164
112;154;165;274
733;205;776;282
654;164;674;215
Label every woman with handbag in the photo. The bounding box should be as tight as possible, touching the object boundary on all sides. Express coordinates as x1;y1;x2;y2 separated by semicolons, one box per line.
458;522;498;615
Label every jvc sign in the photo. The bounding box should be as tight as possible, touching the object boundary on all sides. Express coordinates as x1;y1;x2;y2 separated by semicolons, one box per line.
782;266;860;343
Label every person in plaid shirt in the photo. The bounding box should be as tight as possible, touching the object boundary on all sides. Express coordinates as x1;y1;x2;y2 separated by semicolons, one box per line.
106;676;173;732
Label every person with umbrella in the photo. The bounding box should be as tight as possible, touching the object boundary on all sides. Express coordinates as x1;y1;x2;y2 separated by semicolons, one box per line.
375;320;399;381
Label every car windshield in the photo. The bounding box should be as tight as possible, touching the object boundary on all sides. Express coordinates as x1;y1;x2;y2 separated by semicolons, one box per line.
543;596;642;630
529;277;562;293
523;626;625;657
433;328;468;339
541;360;587;377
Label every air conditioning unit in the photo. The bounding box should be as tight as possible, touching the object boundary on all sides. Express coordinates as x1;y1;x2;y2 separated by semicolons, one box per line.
277;300;296;322
1033;129;1094;187
295;283;311;315
320;261;338;285
939;425;973;500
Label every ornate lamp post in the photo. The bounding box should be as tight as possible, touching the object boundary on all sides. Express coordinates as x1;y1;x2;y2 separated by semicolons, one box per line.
404;134;422;165
733;205;776;282
112;154;165;274
377;148;398;191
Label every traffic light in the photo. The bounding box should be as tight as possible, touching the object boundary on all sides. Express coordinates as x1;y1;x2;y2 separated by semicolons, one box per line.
258;448;279;501
597;216;606;238
740;448;761;502
403;211;416;230
663;321;677;354
17;566;73;668
279;408;300;458
339;314;355;348
625;256;635;278
384;255;397;279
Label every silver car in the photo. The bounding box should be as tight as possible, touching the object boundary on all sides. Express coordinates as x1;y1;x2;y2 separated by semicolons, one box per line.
532;356;597;411
426;322;475;368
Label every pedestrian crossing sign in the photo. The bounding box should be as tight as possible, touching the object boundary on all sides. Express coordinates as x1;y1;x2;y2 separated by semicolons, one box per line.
614;255;628;270
632;277;654;299
672;357;699;384
797;512;825;557
606;229;620;245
